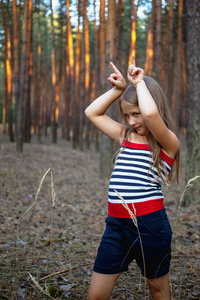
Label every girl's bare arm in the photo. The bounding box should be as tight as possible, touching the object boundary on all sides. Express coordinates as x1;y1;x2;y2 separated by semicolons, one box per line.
127;56;179;158
85;63;127;143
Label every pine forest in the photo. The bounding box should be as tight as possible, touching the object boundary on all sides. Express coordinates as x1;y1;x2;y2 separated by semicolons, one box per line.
0;0;200;298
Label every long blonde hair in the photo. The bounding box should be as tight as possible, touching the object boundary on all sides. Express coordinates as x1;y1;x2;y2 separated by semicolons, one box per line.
118;77;180;184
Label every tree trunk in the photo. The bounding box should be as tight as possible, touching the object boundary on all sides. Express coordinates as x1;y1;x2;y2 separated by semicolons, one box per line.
128;0;140;64
167;0;174;108
116;0;123;62
54;66;60;141
99;0;106;91
154;0;162;82
59;0;66;139
84;0;91;149
184;0;200;204
23;0;32;143
79;7;86;151
50;0;57;143
13;0;20;137
26;0;33;142
100;0;116;178
73;0;81;149
65;0;74;141
1;0;14;142
62;48;66;139
90;0;99;151
175;0;184;129
17;0;29;151
43;12;49;137
37;0;42;143
3;61;6;133
144;0;155;76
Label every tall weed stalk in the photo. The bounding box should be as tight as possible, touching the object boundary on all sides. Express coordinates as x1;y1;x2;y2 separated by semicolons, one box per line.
18;168;51;222
17;168;57;296
50;171;56;265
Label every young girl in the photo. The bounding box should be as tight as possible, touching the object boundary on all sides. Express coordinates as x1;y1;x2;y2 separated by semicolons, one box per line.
85;56;179;300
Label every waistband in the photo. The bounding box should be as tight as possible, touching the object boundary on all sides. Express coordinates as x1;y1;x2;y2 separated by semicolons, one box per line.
108;199;164;218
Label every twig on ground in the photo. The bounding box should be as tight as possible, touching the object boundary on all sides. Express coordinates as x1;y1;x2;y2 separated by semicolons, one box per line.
40;263;93;281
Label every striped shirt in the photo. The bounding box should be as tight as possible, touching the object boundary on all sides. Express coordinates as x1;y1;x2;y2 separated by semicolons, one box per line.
108;140;174;218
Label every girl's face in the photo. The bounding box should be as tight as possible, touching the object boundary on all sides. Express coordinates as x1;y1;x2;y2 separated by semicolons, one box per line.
120;101;149;136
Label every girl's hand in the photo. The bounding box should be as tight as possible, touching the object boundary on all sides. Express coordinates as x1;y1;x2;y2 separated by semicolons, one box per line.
127;55;144;86
107;62;127;91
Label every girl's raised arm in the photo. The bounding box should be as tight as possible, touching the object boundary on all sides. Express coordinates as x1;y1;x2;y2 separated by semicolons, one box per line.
85;63;127;143
127;56;179;158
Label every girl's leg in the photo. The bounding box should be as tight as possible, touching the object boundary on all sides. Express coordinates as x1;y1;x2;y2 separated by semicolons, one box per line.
87;271;121;300
147;273;171;300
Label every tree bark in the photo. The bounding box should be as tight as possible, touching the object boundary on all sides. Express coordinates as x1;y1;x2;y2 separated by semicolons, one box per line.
24;0;32;143
144;0;155;76
50;0;57;143
128;0;140;64
184;0;200;204
174;0;184;128
116;0;123;62
99;0;106;91
65;0;74;141
1;0;14;142
79;23;85;151
37;0;42;143
13;0;20;137
84;0;91;149
100;0;116;178
167;0;174;108
153;0;162;82
73;0;81;149
90;0;99;151
17;0;29;151
3;61;6;133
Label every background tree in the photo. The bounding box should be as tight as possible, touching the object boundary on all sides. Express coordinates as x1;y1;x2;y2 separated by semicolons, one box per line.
166;0;174;108
13;0;20;138
99;0;105;91
144;0;155;77
153;0;162;82
16;0;29;152
24;0;32;143
65;0;74;142
50;0;57;144
99;0;116;178
84;0;91;149
1;0;14;142
37;0;42;143
184;0;200;204
129;0;140;64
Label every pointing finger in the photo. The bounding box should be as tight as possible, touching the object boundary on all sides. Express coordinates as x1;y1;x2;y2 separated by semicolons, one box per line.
110;62;119;74
131;55;136;67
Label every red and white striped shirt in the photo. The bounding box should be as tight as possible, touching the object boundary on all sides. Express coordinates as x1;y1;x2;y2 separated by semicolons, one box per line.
108;140;174;218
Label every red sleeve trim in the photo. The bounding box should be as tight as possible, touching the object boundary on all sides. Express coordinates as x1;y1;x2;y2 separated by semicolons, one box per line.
160;150;174;166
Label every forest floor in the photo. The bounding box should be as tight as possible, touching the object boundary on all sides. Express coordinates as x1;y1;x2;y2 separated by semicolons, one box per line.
0;131;200;300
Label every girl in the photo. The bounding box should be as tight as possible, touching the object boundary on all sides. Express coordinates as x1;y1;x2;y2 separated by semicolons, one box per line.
85;56;179;300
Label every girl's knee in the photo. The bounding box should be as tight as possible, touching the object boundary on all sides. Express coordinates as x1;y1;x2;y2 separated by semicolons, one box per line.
147;273;171;300
87;272;120;300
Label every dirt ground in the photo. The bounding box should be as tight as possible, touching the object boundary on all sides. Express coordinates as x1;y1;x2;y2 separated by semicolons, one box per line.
0;132;200;300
